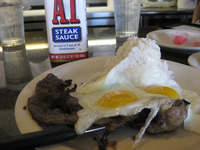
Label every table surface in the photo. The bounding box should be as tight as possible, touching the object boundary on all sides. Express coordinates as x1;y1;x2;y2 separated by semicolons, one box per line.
0;26;196;143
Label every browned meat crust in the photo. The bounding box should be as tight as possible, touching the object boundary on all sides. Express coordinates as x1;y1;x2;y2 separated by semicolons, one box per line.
147;100;188;133
28;73;82;125
28;96;78;125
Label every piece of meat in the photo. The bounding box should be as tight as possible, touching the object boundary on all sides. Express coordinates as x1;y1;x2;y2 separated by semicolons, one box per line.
35;73;82;113
35;73;70;100
128;100;189;134
28;96;78;125
28;73;82;125
146;100;188;133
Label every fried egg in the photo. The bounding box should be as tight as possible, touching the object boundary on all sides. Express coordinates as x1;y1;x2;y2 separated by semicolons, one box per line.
71;37;200;146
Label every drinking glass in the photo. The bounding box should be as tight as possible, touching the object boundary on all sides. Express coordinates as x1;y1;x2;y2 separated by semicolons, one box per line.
114;0;142;51
0;0;33;90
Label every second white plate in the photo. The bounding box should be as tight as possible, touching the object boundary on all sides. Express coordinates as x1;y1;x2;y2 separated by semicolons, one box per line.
147;29;200;54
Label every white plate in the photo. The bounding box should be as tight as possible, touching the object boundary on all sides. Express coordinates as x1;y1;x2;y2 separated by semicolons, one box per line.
188;52;200;69
147;29;200;54
15;56;200;150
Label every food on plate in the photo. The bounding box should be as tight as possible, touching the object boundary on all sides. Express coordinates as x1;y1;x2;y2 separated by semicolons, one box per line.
172;35;188;45
28;37;200;149
172;32;200;47
28;73;81;125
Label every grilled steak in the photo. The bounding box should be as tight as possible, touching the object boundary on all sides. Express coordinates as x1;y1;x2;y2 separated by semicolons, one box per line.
28;95;78;125
28;73;82;125
146;100;188;133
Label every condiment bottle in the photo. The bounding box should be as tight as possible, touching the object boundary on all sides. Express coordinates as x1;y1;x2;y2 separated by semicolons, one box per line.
44;0;88;67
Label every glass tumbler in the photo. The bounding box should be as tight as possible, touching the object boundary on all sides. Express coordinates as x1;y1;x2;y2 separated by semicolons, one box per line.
114;0;142;51
0;0;33;90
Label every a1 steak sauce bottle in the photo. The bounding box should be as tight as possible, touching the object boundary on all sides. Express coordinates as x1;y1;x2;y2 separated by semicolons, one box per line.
44;0;88;67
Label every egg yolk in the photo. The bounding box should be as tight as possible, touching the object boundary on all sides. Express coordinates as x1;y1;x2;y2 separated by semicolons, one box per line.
144;86;179;98
97;90;138;108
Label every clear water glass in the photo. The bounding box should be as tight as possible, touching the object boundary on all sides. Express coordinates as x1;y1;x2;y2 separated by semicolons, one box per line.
114;0;142;51
0;0;33;90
